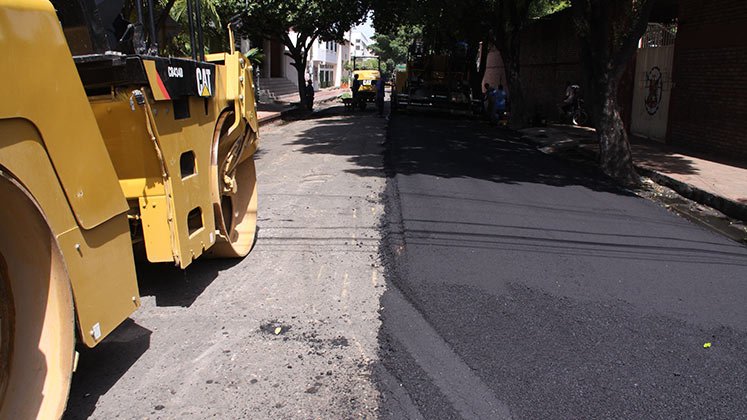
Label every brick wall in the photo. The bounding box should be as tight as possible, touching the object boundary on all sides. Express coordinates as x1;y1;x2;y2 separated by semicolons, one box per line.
483;10;583;122
667;0;747;159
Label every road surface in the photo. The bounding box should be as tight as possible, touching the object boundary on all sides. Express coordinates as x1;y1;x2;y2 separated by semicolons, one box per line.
64;105;747;419
65;105;388;419
377;112;747;419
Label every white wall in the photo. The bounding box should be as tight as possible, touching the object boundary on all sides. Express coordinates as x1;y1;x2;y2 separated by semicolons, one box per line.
336;40;350;86
350;31;372;57
280;31;358;89
631;45;675;142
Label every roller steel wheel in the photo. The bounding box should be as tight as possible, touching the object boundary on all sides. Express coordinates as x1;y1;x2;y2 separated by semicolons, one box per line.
0;172;75;420
207;110;258;258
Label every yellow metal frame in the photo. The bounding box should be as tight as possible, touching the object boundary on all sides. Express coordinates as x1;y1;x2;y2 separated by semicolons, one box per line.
0;0;139;348
91;49;259;268
0;0;259;347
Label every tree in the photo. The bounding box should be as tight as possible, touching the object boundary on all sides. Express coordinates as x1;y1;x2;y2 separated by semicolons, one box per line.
570;0;655;185
486;0;569;129
242;0;369;104
156;0;237;56
369;25;422;75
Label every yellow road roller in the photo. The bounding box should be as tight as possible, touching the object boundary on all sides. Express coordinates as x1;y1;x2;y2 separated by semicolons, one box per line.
0;0;259;417
352;55;381;110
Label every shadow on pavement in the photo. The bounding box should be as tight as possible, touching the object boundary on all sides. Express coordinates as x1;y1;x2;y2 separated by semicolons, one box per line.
386;113;630;193
136;257;242;307
288;105;386;179
64;320;152;420
630;136;747;173
291;107;630;194
632;148;700;176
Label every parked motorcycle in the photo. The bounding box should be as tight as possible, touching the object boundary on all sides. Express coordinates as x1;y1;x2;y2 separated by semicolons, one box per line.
561;98;589;126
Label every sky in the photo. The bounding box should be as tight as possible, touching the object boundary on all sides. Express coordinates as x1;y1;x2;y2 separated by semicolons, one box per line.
354;15;375;39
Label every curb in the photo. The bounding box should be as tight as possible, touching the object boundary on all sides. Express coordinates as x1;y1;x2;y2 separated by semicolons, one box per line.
258;112;284;126
257;94;343;127
637;167;747;223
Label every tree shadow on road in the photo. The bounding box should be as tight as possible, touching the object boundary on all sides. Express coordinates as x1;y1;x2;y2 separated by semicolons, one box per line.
386;113;633;193
288;106;633;195
287;105;387;179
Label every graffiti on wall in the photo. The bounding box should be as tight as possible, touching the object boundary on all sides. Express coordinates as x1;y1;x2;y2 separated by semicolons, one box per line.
644;66;663;116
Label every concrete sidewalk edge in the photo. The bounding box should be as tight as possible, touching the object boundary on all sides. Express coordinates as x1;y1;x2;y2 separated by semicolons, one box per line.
637;167;747;222
257;92;344;127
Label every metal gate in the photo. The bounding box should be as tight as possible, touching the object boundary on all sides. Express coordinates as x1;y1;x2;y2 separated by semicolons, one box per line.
630;24;676;142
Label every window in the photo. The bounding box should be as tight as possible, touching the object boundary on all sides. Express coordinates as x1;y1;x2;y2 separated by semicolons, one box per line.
319;68;333;88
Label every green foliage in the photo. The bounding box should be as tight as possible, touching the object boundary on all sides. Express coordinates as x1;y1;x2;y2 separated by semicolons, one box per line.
529;0;570;19
244;47;264;66
372;0;570;47
369;25;422;75
167;0;221;27
241;0;369;98
372;0;495;49
242;0;369;46
159;0;245;56
352;58;381;71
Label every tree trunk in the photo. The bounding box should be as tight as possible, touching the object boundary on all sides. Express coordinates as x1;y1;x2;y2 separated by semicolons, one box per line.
571;0;655;187
281;32;310;108
595;77;638;186
292;57;308;107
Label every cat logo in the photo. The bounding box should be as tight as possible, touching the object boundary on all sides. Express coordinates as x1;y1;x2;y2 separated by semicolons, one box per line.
196;67;212;97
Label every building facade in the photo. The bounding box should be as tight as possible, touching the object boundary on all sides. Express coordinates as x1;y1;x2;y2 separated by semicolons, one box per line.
309;36;351;89
350;31;373;57
260;32;352;92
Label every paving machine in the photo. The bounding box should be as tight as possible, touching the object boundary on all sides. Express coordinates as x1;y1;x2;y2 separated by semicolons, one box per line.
391;42;476;114
352;55;381;110
0;0;258;417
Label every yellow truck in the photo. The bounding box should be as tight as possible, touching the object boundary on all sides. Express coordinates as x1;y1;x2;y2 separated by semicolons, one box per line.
0;0;259;417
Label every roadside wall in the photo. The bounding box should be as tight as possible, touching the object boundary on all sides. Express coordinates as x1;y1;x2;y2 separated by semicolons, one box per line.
667;0;747;159
483;10;582;122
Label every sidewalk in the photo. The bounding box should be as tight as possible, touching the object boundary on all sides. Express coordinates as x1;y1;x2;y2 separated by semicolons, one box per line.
256;87;347;125
519;125;747;223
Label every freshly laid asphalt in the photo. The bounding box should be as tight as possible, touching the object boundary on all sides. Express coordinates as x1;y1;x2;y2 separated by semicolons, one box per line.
62;102;747;419
377;112;747;419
